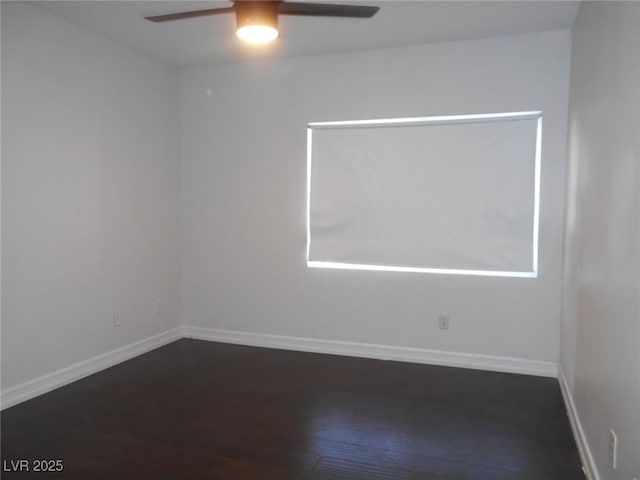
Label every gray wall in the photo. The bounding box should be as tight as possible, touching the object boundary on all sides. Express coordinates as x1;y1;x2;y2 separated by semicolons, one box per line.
180;30;571;366
1;2;181;390
562;2;640;478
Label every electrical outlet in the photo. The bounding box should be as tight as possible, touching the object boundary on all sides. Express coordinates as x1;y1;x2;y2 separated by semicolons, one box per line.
609;429;617;470
112;313;122;328
438;314;450;330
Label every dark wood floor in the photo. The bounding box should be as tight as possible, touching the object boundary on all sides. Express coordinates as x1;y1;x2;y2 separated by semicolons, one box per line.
2;339;584;479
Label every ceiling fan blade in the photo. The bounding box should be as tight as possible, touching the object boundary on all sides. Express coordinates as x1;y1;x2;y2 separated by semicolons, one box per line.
145;7;235;23
278;2;379;18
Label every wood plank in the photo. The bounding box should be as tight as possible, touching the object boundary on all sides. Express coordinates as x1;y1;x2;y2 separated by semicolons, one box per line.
1;339;584;479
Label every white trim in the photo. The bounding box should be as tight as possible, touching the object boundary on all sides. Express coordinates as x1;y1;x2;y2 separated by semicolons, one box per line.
307;260;537;278
308;111;543;129
531;115;543;276
1;325;560;410
558;367;601;480
1;328;182;410
306;126;313;263
183;326;557;378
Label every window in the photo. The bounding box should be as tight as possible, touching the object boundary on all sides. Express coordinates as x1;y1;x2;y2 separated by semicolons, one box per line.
307;111;542;277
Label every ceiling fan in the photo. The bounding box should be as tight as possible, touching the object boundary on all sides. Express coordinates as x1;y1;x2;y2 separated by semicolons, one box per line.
145;1;380;44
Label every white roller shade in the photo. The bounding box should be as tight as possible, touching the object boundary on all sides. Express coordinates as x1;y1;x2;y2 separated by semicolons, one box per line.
307;112;542;277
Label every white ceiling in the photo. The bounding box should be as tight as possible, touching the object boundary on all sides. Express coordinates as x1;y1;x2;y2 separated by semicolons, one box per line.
28;1;580;68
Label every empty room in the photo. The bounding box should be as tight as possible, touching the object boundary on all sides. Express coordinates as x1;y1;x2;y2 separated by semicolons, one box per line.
1;1;639;479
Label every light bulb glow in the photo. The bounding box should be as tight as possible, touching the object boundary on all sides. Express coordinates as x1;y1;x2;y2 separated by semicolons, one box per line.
236;25;279;44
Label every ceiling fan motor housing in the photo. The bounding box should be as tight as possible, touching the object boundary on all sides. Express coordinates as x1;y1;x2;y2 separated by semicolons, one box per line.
235;1;280;32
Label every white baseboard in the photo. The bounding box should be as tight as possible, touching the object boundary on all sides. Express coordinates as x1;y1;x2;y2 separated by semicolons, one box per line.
182;326;558;378
1;325;558;410
558;367;601;480
1;327;182;410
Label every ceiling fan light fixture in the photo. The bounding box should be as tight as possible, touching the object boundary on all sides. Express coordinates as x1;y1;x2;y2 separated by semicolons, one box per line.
236;24;279;44
235;1;279;44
